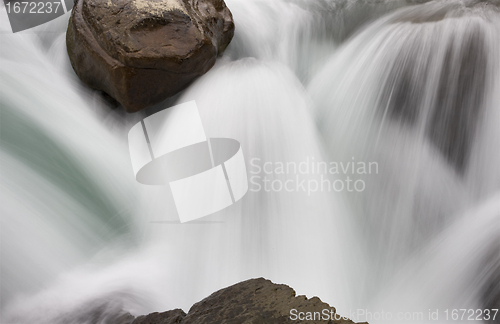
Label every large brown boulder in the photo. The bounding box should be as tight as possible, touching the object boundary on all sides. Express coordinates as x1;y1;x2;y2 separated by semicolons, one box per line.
129;278;364;324
67;0;234;112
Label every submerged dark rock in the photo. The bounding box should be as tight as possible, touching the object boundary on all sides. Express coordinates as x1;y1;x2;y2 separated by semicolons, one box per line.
128;278;363;324
67;0;234;112
378;2;492;174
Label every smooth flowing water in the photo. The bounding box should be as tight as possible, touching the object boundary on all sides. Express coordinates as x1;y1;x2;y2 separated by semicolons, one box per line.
1;0;499;323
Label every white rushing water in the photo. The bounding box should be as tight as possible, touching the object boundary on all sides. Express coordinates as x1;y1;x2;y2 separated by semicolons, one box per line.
1;0;499;323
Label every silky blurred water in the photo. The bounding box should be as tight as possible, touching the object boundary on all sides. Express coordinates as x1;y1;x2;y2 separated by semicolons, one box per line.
1;0;499;323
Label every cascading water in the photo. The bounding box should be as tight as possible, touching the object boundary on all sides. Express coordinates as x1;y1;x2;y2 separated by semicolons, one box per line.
309;0;500;319
1;0;499;323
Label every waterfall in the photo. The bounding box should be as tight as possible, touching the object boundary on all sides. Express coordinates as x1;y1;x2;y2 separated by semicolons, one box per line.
1;0;499;323
309;0;500;318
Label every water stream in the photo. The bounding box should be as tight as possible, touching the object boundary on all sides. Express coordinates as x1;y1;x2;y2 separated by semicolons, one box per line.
1;0;499;323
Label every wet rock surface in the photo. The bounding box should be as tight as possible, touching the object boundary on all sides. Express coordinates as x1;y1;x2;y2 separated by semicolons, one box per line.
125;278;364;324
67;0;234;112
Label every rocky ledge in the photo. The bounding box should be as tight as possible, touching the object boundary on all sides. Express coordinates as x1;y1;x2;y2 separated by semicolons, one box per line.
117;278;365;324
